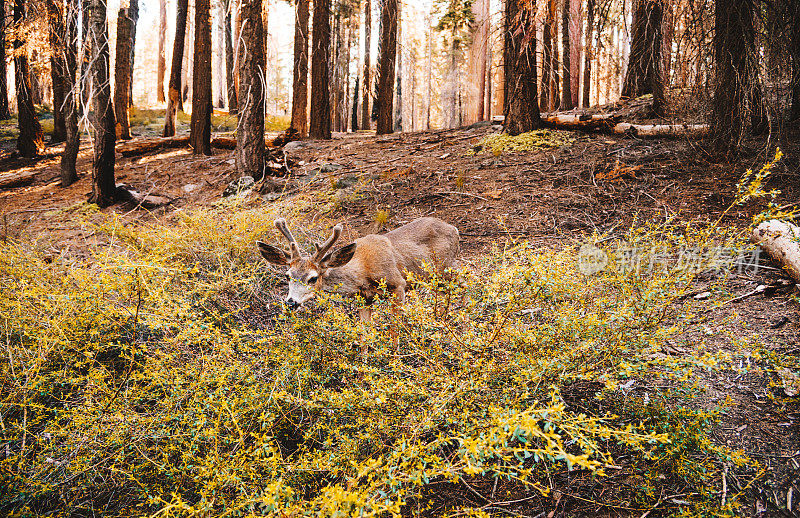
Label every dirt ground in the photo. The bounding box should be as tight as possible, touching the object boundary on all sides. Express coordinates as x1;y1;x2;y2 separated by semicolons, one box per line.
1;124;799;516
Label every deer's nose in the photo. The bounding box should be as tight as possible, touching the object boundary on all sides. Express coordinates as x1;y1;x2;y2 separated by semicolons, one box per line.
286;299;301;310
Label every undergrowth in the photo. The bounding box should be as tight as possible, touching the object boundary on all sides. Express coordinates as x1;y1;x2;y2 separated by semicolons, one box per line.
0;152;793;517
475;129;576;155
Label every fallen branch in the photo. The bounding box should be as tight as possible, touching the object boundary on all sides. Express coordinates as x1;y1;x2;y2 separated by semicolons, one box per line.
0;170;36;189
751;220;800;283
539;110;709;139
116;136;190;157
115;183;173;209
612;123;710;138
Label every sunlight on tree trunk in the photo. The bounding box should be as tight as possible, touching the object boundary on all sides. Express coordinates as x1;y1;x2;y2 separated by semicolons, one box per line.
361;0;371;130
88;0;116;207
376;0;397;134
290;0;308;136
236;0;265;175
309;0;331;139
158;0;167;103
13;0;44;158
164;0;188;137
60;0;80;187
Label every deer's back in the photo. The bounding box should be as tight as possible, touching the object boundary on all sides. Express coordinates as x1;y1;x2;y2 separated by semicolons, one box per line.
384;217;460;276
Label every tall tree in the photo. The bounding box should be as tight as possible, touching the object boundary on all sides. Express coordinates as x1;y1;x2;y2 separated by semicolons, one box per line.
127;0;138;105
621;0;665;115
262;0;269;109
190;0;213;155
375;0;397;134
540;0;553;111
236;0;265;176
309;0;331;138
548;0;559;110
582;0;593;108
393;0;402;132
225;0;238;113
114;0;137;140
88;0;117;207
371;0;383;123
216;0;226;107
711;0;757;153
504;0;540;135
164;0;189;136
158;0;167;103
0;0;9;119
568;0;581;107
560;0;574;110
790;1;800;121
13;0;44;158
47;0;67;142
361;0;371;129
289;0;308;136
61;0;80;186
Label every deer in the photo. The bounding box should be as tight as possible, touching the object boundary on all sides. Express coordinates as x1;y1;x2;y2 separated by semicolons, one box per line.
256;217;460;328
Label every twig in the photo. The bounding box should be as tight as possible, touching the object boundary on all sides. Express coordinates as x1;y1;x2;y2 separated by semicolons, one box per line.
703;284;766;313
433;191;490;202
721;463;728;507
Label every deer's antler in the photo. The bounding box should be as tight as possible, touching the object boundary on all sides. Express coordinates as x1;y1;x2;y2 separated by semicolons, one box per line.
274;218;302;261
312;224;343;261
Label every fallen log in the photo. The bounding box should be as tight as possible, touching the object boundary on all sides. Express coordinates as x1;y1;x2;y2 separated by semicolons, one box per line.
612;123;710;138
751;220;800;283
115;183;173;209
540;111;709;139
541;113;620;131
211;136;237;149
116;136;190;157
0;170;36;189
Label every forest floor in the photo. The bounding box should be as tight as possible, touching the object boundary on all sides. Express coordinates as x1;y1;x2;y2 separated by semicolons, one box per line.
1;117;799;516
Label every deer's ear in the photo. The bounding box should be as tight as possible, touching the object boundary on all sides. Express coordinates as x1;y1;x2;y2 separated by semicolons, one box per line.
257;241;290;265
321;243;357;268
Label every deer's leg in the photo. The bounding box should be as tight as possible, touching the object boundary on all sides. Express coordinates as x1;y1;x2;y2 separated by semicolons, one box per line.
388;281;406;355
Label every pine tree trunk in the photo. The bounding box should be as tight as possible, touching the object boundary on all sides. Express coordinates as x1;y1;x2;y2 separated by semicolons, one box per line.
548;0;559;110
309;0;331;139
81;0;92;113
561;0;573;110
393;0;401;132
569;0;581;107
262;0;269;111
289;0;308;136
158;0;167;103
48;0;67;143
371;0;383;123
114;5;134;140
583;0;593;108
88;0;116;207
540;1;552;111
0;0;9;119
476;0;489;121
164;0;188;136
361;0;371;129
190;0;212;155
503;0;541;135
183;4;193;108
61;0;80;186
235;0;265;176
621;0;665;114
712;0;756;153
375;0;397;134
425;14;432;130
13;0;44;158
128;0;138;106
225;0;238;113
790;1;800;121
332;13;342;131
216;1;226;107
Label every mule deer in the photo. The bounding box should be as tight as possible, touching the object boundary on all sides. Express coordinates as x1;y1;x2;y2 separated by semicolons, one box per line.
257;217;460;321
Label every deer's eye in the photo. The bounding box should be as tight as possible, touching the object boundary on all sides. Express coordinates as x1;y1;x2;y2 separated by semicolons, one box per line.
307;275;318;284
284;272;291;280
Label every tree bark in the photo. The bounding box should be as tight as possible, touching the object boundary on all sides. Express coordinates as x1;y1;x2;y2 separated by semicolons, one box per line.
164;0;188;136
540;0;553;111
375;0;397;135
309;0;331;139
61;0;80;186
48;0;67;143
13;0;44;158
88;0;116;207
128;0;139;106
289;0;308;136
158;0;167;103
621;0;665;115
711;0;756;154
235;0;265;176
752;221;800;283
0;0;9;119
393;0;401;132
548;0;559;110
190;0;213;155
371;0;383;123
361;0;371;129
569;0;581;108
262;0;269;110
225;0;238;113
789;1;800;121
503;0;541;136
583;0;593;108
561;0;573;110
216;1;226;107
114;5;135;140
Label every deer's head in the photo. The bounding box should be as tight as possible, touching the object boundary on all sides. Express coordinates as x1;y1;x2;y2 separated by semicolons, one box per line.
257;219;357;309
